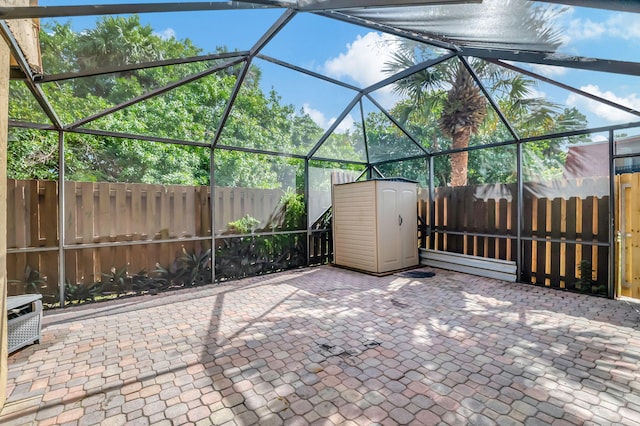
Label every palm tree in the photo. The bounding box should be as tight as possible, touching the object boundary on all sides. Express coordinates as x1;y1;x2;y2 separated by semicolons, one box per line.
384;2;565;186
73;16;162;98
76;15;160;71
437;61;486;187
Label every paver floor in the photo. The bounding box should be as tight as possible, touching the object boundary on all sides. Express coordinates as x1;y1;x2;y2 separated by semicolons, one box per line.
2;265;640;425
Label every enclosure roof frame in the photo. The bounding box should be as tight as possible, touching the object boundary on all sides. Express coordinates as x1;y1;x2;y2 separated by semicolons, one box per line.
4;0;640;165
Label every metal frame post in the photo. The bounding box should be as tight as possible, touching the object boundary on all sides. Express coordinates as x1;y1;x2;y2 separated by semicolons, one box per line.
428;155;435;250
608;129;616;299
516;140;523;282
304;158;310;266
210;148;216;284
58;131;65;307
359;99;370;164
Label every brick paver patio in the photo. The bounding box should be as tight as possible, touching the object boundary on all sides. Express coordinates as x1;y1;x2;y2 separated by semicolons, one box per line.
2;265;640;425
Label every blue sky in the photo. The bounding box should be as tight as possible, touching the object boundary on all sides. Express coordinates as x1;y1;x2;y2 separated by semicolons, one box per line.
38;1;640;133
525;3;640;130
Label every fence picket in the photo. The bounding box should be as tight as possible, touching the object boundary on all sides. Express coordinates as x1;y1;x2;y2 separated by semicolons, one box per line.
522;191;533;282
233;188;242;226
581;197;594;269
509;185;517;261
218;187;229;233
565;197;578;289
80;183;95;277
487;199;497;259
9;180;26;248
597;196;609;286
473;195;486;257
43;180;58;246
436;190;445;250
535;196;547;285
418;194;428;248
199;186;210;236
97;182;110;242
463;189;473;255
131;184;142;240
185;187;195;237
551;198;562;287
498;198;508;260
29;180;39;247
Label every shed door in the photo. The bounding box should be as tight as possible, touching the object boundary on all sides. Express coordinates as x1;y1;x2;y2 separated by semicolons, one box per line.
399;187;419;267
377;186;402;272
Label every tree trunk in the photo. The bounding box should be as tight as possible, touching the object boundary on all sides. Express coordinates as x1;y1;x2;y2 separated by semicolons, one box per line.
449;128;471;187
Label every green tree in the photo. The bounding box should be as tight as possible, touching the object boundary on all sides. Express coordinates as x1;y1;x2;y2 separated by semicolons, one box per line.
12;14;368;188
385;1;566;186
40;17;210;113
73;15;166;98
39;21;80;74
361;111;424;163
7;129;58;180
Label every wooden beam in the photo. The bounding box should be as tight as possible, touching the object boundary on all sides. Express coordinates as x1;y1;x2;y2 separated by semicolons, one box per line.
0;26;10;411
4;0;41;75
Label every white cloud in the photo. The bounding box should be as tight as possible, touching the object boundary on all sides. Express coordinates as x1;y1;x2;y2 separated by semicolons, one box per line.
565;18;606;42
560;10;640;45
529;64;568;77
303;103;328;128
323;32;397;86
154;28;176;40
328;114;356;134
527;87;547;100
606;14;640;40
303;103;355;134
592;134;608;143
566;84;640;123
323;32;402;108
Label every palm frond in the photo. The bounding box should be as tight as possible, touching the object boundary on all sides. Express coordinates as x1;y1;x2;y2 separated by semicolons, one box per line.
384;44;451;103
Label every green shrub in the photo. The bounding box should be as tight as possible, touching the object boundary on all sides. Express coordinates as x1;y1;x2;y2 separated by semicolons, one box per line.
281;190;305;230
9;265;46;294
227;214;260;234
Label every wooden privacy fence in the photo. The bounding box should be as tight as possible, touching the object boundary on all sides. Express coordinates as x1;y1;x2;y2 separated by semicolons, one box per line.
7;179;290;249
522;186;609;291
63;181;210;245
8;176;613;297
8;179;58;250
426;184;517;261
7;179;288;293
419;178;610;290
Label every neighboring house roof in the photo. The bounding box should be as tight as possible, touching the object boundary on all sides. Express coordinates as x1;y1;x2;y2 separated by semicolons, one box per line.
563;143;609;178
564;136;640;179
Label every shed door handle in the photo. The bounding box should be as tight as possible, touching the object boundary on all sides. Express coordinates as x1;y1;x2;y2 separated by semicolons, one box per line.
398;214;403;226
